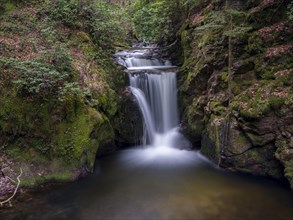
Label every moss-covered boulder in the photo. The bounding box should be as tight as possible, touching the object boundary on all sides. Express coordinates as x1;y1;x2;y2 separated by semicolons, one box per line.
0;90;116;187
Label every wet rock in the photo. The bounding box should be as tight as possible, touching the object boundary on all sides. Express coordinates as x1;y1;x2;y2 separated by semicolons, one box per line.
113;87;143;147
275;138;293;188
246;132;276;146
222;144;284;179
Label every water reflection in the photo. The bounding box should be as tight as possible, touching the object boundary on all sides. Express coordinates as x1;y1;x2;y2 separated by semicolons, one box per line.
1;149;293;220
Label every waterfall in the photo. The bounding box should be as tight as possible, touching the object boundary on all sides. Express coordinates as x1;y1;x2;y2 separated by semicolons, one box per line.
129;72;178;133
116;48;190;150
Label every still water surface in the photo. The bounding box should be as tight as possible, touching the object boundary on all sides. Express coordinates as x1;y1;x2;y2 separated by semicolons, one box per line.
1;148;293;220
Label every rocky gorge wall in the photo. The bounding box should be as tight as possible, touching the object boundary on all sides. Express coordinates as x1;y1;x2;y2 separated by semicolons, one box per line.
173;0;293;188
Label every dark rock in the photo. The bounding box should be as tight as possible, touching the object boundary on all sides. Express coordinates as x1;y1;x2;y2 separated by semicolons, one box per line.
96;141;117;157
246;132;276;146
201;132;220;164
221;144;284;179
233;60;255;75
113;87;143;146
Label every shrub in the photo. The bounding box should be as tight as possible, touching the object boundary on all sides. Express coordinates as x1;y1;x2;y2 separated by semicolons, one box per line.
82;1;125;50
288;2;293;20
0;58;71;98
131;0;178;44
36;44;73;73
43;0;78;27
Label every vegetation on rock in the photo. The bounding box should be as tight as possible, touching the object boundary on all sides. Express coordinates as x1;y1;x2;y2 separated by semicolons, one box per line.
168;0;293;188
0;0;133;196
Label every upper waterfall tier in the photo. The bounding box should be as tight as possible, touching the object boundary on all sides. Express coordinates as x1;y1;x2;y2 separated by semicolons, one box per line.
115;48;177;72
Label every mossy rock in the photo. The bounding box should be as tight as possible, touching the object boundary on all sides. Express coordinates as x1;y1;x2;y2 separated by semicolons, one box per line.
51;106;106;167
201;117;224;165
223;144;283;179
284;165;293;189
275;138;293;187
248;2;288;29
0;89;116;185
201;132;220;164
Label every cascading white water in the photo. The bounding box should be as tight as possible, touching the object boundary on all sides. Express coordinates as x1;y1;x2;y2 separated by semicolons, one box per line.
129;72;178;134
117;48;190;150
125;58;162;67
129;86;156;144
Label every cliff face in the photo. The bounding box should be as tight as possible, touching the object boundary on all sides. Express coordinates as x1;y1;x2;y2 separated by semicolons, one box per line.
175;0;293;187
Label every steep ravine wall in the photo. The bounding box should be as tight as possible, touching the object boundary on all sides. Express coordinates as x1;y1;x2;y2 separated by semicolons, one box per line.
174;0;293;188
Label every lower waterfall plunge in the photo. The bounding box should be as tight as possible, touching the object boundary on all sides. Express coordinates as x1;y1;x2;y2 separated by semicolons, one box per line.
130;72;180;146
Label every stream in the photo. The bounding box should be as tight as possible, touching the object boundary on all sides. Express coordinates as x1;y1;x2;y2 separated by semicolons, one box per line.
1;46;293;220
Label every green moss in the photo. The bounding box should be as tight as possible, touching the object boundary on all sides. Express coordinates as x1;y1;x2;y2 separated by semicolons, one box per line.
51;106;99;165
180;29;193;67
231;79;292;119
0;0;126;190
185;99;204;138
184;57;204;90
246;34;265;55
284;165;293;188
79;31;92;43
98;90;118;117
0;92;52;139
209;100;227;116
198;33;210;49
0;1;16;15
201;118;222;165
21;170;75;187
220;72;228;83
0;89;115;169
229;82;239;95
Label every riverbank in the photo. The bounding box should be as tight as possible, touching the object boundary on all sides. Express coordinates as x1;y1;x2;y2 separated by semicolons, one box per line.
0;0;135;203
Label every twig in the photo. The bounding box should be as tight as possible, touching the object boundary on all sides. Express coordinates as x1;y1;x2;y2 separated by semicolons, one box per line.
6;176;16;183
0;168;23;206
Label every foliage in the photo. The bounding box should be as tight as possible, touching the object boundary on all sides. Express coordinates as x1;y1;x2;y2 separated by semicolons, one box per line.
288;2;293;20
37;43;74;73
131;0;179;44
42;0;128;50
195;11;226;31
43;0;78;27
0;58;66;97
0;56;86;100
82;1;125;50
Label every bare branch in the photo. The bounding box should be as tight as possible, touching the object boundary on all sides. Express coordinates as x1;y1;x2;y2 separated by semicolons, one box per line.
6;176;16;183
0;168;23;206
